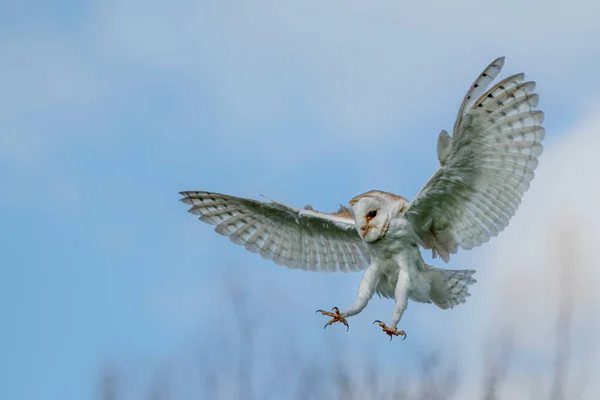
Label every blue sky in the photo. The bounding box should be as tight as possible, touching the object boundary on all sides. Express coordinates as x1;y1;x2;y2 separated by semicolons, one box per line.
2;1;600;399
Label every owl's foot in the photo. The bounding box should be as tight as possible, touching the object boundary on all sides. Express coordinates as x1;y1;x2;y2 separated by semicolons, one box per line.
373;320;406;341
316;307;349;331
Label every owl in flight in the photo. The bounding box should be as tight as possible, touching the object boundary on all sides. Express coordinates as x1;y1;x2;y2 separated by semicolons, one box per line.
180;57;544;340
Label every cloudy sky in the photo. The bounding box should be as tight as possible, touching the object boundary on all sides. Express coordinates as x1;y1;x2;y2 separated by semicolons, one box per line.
3;1;600;399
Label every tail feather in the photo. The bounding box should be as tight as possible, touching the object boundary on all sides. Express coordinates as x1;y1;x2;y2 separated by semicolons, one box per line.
427;266;477;310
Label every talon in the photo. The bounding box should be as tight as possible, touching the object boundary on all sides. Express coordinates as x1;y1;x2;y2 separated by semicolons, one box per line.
316;306;349;331
373;320;406;341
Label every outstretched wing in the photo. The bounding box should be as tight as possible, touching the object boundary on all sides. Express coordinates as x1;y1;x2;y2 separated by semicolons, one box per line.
405;57;545;262
180;191;370;272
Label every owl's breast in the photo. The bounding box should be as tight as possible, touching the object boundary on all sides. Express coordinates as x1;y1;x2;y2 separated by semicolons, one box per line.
367;216;419;259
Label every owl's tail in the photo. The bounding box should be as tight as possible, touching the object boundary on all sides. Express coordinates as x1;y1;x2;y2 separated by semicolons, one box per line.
426;266;477;310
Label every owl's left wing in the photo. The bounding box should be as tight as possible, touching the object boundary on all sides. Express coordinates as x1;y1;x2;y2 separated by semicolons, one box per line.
180;191;370;272
404;57;545;262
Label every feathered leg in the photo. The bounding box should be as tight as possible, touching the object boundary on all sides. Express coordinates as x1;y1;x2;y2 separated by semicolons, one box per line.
317;262;380;331
374;268;409;341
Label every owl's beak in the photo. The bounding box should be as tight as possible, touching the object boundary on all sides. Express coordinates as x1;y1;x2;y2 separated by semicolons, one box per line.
360;225;369;238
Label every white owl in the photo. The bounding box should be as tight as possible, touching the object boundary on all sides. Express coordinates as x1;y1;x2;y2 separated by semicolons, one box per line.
180;57;544;340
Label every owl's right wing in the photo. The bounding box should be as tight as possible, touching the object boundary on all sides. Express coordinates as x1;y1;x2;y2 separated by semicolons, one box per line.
180;191;370;272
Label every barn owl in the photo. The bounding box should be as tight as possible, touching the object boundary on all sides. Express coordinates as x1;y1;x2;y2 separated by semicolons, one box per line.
180;57;544;340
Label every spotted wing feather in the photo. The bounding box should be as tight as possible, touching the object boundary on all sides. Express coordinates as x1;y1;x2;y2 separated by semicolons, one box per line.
453;56;505;138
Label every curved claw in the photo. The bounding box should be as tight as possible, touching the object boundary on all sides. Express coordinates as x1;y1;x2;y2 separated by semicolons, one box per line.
323;321;349;331
373;320;407;341
389;330;407;341
317;306;348;331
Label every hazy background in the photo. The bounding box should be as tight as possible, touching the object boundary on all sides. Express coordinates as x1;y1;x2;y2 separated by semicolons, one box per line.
2;1;600;399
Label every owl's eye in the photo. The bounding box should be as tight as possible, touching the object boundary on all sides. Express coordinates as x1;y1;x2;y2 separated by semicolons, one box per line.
367;210;377;219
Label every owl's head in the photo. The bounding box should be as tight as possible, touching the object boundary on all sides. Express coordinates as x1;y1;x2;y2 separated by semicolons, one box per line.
349;190;407;243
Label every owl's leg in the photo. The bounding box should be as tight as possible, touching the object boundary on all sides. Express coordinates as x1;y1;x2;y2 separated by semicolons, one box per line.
374;268;409;341
316;262;380;331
